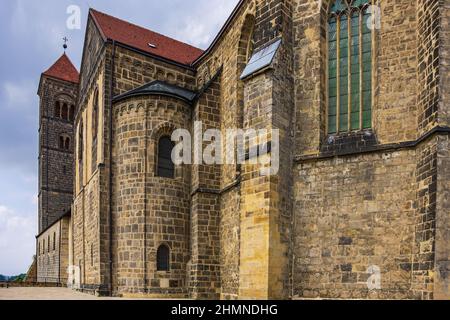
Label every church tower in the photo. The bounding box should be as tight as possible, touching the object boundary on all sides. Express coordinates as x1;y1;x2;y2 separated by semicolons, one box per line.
37;53;79;232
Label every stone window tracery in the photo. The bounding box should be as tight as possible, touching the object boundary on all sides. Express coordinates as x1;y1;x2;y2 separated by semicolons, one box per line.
328;0;372;134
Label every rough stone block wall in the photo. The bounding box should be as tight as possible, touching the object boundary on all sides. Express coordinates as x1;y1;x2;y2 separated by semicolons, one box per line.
239;73;274;299
435;135;450;299
193;0;256;300
375;0;418;143
294;150;417;299
83;173;101;287
412;138;438;299
440;0;450;127
74;17;198;293
59;217;70;285
79;17;104;99
189;77;222;299
219;189;240;300
72;193;84;284
111;96;191;297
114;46;196;96
189;193;221;299
38;77;77;232
73;49;105;292
37;219;69;283
417;0;440;133
111;105;147;293
293;0;323;156
72;173;103;292
62;0;450;300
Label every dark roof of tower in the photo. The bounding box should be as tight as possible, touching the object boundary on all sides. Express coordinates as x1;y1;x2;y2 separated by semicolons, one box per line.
90;9;204;66
113;80;197;103
42;53;80;84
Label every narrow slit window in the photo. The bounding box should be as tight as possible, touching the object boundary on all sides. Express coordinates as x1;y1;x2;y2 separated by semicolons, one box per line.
54;101;61;119
157;245;170;271
92;89;99;140
62;103;68;120
65;137;70;150
157;136;175;178
69;105;75;122
78;122;84;161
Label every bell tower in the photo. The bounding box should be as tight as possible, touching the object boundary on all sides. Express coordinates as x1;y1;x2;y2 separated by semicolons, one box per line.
37;49;79;232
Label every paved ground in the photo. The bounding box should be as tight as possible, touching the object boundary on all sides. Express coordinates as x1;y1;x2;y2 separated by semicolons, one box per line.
0;287;120;300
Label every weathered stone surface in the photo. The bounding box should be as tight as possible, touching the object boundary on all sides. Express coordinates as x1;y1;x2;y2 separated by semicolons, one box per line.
36;0;450;300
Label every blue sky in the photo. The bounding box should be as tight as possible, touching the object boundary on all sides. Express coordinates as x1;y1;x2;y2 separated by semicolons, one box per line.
0;0;239;276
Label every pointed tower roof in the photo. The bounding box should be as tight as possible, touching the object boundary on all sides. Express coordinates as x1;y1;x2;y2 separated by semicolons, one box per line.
43;53;79;84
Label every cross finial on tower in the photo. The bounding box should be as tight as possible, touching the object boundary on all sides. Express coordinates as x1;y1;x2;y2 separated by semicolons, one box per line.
63;37;68;52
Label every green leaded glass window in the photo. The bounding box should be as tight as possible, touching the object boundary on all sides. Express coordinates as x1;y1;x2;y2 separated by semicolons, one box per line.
328;0;372;134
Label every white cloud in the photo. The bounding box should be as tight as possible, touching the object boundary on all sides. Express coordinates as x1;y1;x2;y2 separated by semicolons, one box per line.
173;0;239;48
0;205;36;275
10;0;62;51
2;81;36;110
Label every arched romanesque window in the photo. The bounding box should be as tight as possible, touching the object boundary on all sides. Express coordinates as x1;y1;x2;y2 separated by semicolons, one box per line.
65;137;70;150
62;103;69;120
156;244;170;271
54;101;61;118
157;136;175;178
69;105;75;122
59;136;65;149
327;0;372;134
92;89;99;140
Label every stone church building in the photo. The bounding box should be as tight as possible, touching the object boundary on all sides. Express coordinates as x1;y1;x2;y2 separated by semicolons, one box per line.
34;0;450;300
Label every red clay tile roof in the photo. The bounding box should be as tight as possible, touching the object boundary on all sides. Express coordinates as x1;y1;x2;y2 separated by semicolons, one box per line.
90;9;204;66
43;53;80;84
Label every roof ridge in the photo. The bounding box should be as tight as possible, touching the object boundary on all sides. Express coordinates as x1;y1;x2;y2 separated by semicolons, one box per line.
89;8;203;52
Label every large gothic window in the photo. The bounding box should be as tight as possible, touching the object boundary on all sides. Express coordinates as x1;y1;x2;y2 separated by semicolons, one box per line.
157;136;175;178
328;0;372;134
